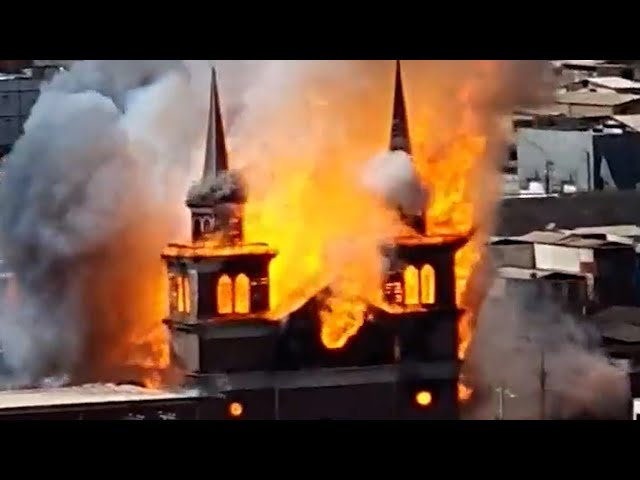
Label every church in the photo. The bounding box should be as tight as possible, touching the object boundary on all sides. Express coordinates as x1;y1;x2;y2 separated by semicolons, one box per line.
0;61;470;420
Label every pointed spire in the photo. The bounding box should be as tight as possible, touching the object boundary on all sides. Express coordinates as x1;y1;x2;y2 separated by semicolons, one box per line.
202;66;229;180
389;60;412;155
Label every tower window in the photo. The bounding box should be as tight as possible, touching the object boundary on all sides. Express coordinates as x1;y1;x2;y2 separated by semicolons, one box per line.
169;272;191;315
234;274;250;314
217;275;234;314
420;264;436;304
403;265;420;306
216;273;252;315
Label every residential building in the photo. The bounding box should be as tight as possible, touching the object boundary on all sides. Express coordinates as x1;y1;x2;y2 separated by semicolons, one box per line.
489;230;639;309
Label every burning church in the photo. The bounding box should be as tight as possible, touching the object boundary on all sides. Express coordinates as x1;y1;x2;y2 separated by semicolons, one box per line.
0;61;471;420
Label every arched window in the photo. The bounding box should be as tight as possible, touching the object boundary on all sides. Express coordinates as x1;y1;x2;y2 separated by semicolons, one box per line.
403;265;420;306
420;264;436;304
217;275;233;314
192;217;202;239
234;274;251;314
180;276;191;314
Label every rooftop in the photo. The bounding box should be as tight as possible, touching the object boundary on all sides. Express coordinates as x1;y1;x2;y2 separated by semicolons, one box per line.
0;384;202;411
613;114;640;132
588;76;640;90
588;306;640;344
556;90;640;107
490;230;630;249
570;224;640;238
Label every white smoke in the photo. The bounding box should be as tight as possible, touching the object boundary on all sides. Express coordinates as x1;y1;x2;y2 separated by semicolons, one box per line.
0;60;210;386
361;150;428;217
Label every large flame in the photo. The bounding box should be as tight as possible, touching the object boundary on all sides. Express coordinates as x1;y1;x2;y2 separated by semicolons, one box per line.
234;61;504;375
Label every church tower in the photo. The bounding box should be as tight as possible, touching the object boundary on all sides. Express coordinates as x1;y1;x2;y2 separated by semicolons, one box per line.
375;61;470;419
389;61;426;234
163;67;279;389
186;66;246;245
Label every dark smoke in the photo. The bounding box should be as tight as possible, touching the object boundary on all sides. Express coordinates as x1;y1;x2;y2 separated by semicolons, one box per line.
0;60;208;387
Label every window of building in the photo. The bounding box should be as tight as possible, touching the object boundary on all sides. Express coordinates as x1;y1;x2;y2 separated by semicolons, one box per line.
234;274;250;314
216;273;253;315
169;271;191;315
217;275;233;314
403;266;420;306
420;264;436;304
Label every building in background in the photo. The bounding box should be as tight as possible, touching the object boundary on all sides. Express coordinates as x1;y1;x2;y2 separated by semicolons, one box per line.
0;61;64;156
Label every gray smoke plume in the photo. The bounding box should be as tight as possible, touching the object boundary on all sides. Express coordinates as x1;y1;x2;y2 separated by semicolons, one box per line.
465;283;630;420
0;60;209;387
361;150;428;217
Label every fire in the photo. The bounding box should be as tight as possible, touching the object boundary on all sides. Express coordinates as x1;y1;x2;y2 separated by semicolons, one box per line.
234;61;503;386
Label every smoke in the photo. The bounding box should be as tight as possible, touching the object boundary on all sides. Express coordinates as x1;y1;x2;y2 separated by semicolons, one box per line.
465;286;630;420
0;60;555;388
214;60;554;328
0;60;209;386
361;150;428;217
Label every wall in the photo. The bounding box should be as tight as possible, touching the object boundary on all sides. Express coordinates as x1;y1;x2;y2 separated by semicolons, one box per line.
533;244;593;273
565;104;615;117
490;244;535;269
517;129;595;192
497;190;640;237
593;248;640;306
593;132;640;190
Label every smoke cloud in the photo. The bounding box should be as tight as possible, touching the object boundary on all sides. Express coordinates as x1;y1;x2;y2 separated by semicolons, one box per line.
0;60;556;390
465;284;630;420
0;60;209;387
361;150;428;217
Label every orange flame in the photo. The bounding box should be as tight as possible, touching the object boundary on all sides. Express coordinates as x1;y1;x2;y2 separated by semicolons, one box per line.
224;62;504;392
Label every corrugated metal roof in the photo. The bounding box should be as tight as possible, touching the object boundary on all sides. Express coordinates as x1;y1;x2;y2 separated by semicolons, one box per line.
601;323;640;343
490;231;569;245
588;76;640;90
570;224;640;237
0;384;202;410
490;230;631;249
613;114;640;132
556;90;640;106
557;60;607;68
553;236;627;248
514;105;566;117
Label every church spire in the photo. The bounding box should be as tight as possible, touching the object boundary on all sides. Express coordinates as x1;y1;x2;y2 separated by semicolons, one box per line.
202;66;229;180
389;60;412;155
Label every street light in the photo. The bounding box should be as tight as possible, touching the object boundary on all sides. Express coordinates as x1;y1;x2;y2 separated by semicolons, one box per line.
494;385;517;420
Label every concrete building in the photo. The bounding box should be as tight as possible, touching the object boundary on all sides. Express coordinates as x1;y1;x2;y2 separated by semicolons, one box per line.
555;90;640;117
553;61;639;81
489;230;639;310
515;127;640;193
488;265;589;315
564;77;640;95
0;63;62;155
497;191;640;237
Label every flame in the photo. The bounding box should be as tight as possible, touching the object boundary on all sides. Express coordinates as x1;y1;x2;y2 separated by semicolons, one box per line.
231;61;503;387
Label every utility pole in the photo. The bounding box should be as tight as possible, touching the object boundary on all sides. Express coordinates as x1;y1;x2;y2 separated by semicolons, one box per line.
494;385;517;420
540;349;547;420
544;160;554;194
